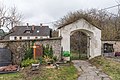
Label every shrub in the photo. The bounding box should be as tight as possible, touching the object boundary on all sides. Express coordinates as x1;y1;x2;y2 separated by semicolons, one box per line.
43;44;53;58
21;58;39;67
43;44;49;56
38;56;43;64
43;55;52;62
63;51;70;57
50;46;53;58
53;56;57;62
24;48;33;60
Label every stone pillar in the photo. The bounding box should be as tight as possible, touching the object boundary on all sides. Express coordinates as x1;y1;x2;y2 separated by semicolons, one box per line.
87;36;90;58
61;33;70;52
58;29;61;37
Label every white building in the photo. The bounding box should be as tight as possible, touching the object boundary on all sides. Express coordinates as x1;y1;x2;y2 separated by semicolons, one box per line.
4;24;52;40
58;18;101;59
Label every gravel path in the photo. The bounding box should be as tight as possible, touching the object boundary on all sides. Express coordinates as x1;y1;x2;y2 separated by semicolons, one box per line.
72;60;111;80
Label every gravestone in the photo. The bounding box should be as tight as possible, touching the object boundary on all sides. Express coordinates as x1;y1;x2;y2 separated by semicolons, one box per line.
0;48;12;66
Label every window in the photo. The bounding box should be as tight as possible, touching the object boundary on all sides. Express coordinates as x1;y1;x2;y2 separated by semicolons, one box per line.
35;37;38;39
27;37;30;39
37;30;39;33
14;37;17;40
40;36;43;39
19;37;22;40
104;43;114;53
24;30;31;33
26;31;31;33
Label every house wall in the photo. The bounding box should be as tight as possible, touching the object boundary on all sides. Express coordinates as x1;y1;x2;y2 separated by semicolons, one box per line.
0;37;61;65
10;36;50;40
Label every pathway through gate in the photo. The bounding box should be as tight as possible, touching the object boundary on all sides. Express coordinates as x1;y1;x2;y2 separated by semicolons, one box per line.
72;60;111;80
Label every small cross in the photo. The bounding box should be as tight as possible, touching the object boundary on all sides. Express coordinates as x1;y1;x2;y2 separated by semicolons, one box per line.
33;43;40;60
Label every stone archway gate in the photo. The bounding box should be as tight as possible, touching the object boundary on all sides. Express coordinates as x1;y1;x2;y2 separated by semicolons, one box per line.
58;18;101;59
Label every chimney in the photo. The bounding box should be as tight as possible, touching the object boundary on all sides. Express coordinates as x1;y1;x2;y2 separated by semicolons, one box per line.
40;23;42;27
32;25;35;31
27;23;29;28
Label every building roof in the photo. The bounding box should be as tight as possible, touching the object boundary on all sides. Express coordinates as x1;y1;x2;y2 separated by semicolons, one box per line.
4;25;52;40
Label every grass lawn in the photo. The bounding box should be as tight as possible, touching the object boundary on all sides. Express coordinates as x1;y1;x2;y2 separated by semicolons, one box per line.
71;52;79;60
0;64;78;80
89;56;120;80
71;51;88;60
0;72;23;80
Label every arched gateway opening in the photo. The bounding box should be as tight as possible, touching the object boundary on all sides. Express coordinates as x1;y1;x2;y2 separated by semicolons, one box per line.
70;30;89;60
59;19;101;59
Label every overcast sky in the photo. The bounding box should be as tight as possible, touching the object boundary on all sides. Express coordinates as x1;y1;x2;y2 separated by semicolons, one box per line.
0;0;119;27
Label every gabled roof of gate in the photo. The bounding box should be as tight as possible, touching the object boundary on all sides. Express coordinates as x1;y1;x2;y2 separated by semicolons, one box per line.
57;18;101;30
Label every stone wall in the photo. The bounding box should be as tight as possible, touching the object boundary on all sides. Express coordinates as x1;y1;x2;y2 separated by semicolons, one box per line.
102;40;120;53
35;39;61;59
0;37;62;65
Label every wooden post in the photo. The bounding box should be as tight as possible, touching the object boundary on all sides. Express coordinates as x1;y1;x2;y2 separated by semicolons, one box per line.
33;43;36;60
33;43;43;60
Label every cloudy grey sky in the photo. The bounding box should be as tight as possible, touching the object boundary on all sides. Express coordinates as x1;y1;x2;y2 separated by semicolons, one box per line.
0;0;118;26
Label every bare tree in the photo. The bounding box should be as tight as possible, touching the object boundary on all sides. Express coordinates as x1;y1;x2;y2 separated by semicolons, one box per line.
55;9;120;40
9;6;22;29
0;4;7;28
0;4;23;32
113;0;120;39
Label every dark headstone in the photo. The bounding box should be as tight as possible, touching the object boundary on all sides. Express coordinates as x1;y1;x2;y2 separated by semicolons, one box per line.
0;48;12;66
